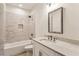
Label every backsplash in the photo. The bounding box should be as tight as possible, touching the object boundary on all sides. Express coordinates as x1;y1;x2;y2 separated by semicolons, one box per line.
59;38;79;46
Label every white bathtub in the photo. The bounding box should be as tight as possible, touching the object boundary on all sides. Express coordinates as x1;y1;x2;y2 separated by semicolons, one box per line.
4;40;32;56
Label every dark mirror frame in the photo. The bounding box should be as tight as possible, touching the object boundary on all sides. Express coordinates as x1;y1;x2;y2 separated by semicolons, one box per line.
48;7;63;34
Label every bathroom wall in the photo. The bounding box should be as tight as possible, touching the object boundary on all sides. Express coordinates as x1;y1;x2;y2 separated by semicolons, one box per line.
31;4;48;37
47;3;79;40
32;3;79;40
0;4;4;55
5;5;35;43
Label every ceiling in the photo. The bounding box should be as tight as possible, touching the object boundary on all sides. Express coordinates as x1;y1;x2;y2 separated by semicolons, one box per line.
6;3;46;11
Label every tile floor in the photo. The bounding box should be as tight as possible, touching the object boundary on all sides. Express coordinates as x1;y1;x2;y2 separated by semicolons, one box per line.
17;50;33;56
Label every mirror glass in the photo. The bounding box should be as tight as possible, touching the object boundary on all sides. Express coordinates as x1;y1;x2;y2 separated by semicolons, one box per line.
48;7;63;34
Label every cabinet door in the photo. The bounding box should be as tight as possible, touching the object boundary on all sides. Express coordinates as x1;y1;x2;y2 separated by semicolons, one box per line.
33;45;40;56
33;45;49;56
39;49;49;56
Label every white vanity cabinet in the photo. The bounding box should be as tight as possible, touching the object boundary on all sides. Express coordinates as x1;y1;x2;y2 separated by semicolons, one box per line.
33;40;63;56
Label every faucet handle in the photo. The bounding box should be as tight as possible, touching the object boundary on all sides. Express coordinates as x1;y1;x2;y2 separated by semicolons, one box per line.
48;36;52;40
43;35;52;40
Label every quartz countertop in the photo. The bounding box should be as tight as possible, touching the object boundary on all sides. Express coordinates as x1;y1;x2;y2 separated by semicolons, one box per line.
33;37;79;56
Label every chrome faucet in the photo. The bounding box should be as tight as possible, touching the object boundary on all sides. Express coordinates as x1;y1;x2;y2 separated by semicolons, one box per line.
53;37;57;42
44;35;57;42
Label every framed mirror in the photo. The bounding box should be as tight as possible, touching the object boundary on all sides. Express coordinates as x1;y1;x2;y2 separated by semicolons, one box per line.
48;7;63;34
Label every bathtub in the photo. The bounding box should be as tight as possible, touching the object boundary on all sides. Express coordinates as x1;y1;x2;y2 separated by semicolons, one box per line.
4;40;32;56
